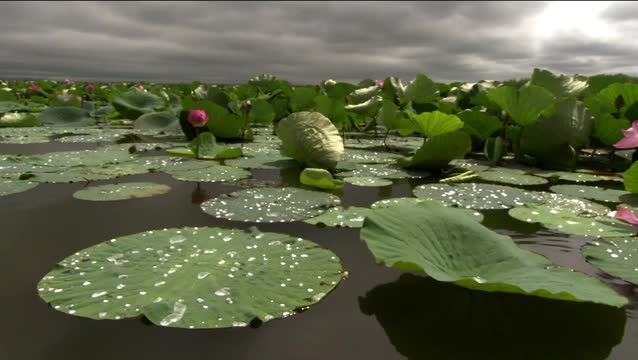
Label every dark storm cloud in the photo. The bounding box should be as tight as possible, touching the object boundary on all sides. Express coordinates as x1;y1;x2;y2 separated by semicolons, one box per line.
0;1;635;84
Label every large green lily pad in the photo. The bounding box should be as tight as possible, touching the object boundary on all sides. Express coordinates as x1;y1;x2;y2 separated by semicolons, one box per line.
37;227;344;329
165;161;251;183
582;237;638;285
224;156;299;170
413;183;544;210
370;197;484;222
73;182;171;201
508;194;637;238
477;169;548;186
343;177;393;187
201;187;340;223
550;185;630;203
341;149;402;165
0;179;38;196
25;150;136;167
360;202;627;307
304;206;371;228
336;163;430;180
533;170;620;183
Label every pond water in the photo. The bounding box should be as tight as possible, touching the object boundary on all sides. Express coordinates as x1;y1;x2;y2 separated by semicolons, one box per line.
1;142;637;360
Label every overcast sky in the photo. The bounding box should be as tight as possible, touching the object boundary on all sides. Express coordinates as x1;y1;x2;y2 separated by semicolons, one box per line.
0;1;636;84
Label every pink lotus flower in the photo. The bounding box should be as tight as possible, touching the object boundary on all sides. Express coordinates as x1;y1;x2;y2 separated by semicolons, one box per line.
138;85;145;90
64;79;73;85
614;207;638;225
188;109;209;128
30;84;39;92
613;120;638;149
375;79;384;88
84;84;94;92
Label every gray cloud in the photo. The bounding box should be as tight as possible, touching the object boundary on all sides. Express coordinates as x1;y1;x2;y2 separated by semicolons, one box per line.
0;1;635;84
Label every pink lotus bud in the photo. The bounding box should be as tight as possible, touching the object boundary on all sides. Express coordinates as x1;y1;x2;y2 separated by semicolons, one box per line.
30;84;39;92
188;109;209;128
64;79;73;85
375;79;384;88
613;120;638;149
138;85;145;90
84;84;94;92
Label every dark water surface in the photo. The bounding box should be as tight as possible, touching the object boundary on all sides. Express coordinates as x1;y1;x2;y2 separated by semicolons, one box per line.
1;143;637;360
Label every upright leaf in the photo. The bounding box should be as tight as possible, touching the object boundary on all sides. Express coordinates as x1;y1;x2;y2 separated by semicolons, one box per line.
487;85;555;126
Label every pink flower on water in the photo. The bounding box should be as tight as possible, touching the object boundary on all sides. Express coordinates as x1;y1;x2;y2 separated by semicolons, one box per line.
84;84;94;92
614;207;638;226
188;109;209;128
375;79;384;88
138;85;145;91
613;120;638;149
64;79;73;85
30;84;39;92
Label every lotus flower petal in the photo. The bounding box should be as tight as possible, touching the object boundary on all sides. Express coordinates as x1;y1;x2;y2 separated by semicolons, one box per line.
614;207;638;225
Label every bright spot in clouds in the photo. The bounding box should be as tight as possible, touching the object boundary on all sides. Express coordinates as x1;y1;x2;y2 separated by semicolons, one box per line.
531;1;618;41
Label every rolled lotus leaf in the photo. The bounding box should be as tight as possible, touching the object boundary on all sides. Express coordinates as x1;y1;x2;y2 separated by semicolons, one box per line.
276;111;344;170
299;168;344;190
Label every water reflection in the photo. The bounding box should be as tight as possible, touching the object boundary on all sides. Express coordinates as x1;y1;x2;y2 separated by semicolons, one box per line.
359;274;627;360
190;183;209;205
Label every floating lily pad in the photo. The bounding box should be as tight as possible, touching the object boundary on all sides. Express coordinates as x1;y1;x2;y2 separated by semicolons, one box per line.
27;167;119;184
91;162;156;178
582;237;638;285
0;179;38;196
73;182;171;201
508;194;637;238
56;133;125;143
0;135;50;144
477;169;548;186
360;202;627;307
534;170;620;183
201;187;340;223
337;163;430;180
304;206;371;228
449;158;491;172
550;185;630;203
168;163;251;183
371;197;484;222
341;149;402;164
241;142;281;157
413;183;543;210
37;226;344;329
25;150;136;168
343;177;393;187
224;156;299;170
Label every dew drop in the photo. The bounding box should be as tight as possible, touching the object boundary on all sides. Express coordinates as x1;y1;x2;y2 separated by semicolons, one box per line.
160;301;187;326
215;288;231;296
91;291;108;298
